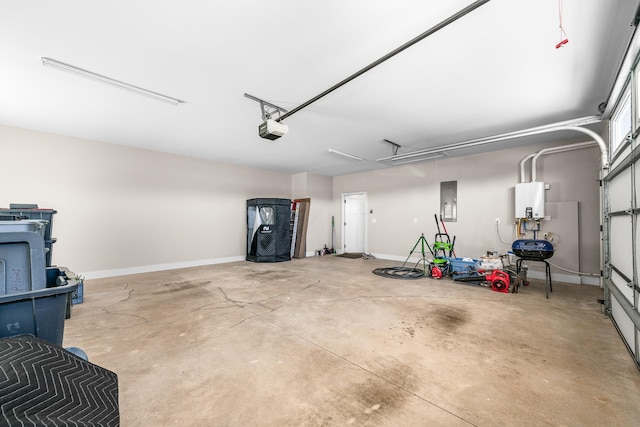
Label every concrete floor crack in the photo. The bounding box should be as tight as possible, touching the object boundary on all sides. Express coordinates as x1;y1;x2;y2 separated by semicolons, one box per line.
229;305;282;329
99;289;150;325
258;280;321;304
217;286;250;306
214;286;286;328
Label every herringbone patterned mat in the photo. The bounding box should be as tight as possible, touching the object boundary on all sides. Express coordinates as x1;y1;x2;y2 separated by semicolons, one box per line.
0;335;119;426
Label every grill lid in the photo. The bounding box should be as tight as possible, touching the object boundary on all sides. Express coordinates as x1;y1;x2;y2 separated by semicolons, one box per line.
512;239;554;259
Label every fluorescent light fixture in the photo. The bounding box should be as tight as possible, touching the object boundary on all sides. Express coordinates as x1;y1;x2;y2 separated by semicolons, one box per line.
328;149;363;161
41;57;185;105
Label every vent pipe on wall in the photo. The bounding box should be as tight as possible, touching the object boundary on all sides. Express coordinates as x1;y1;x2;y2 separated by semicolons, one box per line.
520;153;537;183
530;141;597;182
520;140;598;183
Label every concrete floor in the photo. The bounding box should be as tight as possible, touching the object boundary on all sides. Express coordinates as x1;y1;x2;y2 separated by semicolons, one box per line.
64;256;640;426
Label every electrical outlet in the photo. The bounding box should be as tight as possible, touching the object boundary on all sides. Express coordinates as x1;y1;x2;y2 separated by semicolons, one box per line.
495;218;500;224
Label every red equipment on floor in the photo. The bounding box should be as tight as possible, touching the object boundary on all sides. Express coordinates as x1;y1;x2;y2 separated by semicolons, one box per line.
452;267;512;293
484;269;510;293
431;265;443;279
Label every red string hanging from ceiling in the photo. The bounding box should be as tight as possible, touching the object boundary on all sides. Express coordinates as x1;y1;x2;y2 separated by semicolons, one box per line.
556;0;569;48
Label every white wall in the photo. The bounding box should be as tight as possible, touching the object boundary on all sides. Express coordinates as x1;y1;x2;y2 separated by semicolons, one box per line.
333;141;602;284
1;125;292;278
535;144;602;279
2;124;602;285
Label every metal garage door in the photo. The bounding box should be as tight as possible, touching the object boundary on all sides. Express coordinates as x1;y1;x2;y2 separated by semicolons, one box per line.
604;154;639;365
603;57;640;367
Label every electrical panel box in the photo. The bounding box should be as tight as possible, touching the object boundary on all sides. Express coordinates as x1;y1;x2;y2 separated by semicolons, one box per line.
440;180;457;222
515;182;545;219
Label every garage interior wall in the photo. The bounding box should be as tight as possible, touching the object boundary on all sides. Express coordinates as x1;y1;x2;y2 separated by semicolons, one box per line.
2;124;601;284
1;124;293;277
333;141;602;284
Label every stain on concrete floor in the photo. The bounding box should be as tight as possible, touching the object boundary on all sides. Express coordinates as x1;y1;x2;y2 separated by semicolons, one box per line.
64;257;640;426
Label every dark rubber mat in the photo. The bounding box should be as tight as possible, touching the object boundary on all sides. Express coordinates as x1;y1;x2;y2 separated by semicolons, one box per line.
335;252;363;259
0;335;119;426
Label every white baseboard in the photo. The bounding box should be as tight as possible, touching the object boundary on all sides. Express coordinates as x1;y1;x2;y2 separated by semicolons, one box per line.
373;253;414;263
81;253;602;286
526;269;601;286
374;254;435;266
81;256;245;280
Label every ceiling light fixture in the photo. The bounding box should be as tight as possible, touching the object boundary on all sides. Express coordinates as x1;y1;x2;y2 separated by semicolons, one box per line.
41;57;185;105
328;149;363;161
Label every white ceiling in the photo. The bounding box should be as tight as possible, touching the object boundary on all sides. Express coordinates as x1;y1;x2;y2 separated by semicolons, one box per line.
1;1;638;176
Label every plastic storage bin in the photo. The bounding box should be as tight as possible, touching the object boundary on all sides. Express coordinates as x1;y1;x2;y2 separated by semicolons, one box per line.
449;257;478;274
72;280;84;304
0;220;50;265
0;207;56;241
0;280;78;346
45;267;79;318
0;207;57;266
0;231;47;295
0;220;47;238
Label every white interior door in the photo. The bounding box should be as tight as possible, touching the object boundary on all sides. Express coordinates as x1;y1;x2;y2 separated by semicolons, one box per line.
343;193;366;253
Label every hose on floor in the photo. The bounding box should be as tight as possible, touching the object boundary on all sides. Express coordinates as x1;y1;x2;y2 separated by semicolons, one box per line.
372;266;426;279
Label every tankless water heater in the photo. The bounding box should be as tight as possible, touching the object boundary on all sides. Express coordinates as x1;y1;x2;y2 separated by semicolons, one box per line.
515;182;545;219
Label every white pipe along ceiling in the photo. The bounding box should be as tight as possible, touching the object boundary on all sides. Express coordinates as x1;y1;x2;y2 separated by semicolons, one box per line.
378;116;603;163
0;1;637;177
530;141;598;183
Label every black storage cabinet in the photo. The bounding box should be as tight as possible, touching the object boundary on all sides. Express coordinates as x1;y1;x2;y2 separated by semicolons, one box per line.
247;198;291;262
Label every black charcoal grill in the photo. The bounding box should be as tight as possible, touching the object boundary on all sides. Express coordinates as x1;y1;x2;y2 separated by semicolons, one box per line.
512;239;554;260
512;239;554;298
